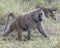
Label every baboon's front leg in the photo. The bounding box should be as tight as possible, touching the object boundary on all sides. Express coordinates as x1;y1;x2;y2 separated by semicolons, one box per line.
17;28;23;41
37;21;48;38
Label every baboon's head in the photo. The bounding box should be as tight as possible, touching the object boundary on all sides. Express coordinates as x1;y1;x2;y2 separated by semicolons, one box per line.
35;6;59;20
43;8;59;20
49;8;59;20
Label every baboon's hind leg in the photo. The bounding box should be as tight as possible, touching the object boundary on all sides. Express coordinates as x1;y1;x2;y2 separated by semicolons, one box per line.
2;25;13;37
26;28;33;40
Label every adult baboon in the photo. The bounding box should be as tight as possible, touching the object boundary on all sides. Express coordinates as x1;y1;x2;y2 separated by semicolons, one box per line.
2;7;58;41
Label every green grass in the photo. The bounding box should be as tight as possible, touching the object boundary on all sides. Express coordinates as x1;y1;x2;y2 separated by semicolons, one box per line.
0;0;60;48
0;0;59;16
0;36;58;48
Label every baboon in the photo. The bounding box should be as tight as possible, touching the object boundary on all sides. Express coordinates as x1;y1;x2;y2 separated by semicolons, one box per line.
2;7;58;41
36;6;58;20
42;7;58;20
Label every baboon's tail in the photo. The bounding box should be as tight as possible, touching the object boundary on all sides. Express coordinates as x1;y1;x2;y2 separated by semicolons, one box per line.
4;13;15;31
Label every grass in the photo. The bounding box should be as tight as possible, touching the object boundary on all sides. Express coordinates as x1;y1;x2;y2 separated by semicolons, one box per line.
0;36;58;48
0;0;60;48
